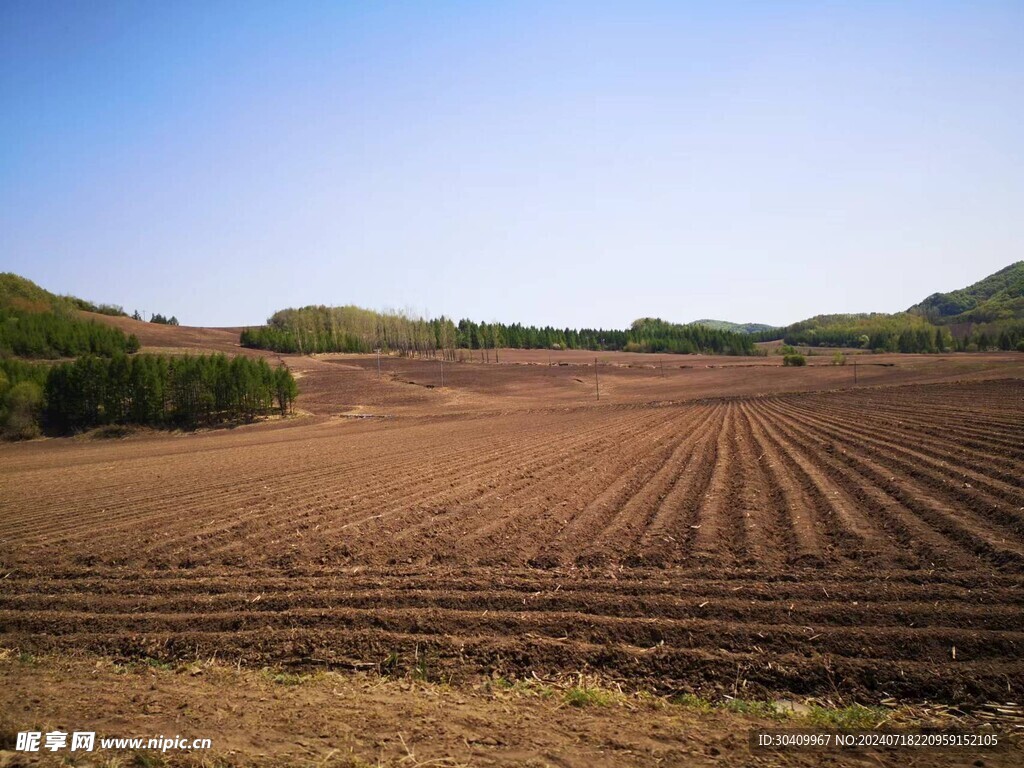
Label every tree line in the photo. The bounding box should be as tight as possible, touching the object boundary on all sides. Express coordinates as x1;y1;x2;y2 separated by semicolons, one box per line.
957;319;1024;352
139;311;179;325
241;306;757;357
0;307;140;358
750;313;1024;353
0;358;49;439
45;353;297;433
1;353;297;438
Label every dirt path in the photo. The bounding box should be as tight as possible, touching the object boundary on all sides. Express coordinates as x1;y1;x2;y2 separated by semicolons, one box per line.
1;652;1019;768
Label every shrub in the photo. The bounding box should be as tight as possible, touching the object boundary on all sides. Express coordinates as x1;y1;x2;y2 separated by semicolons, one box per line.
3;380;43;439
832;352;847;365
1017;340;1024;352
782;354;806;367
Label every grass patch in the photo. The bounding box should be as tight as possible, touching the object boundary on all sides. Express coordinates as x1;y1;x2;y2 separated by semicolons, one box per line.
564;685;616;708
721;698;785;719
671;693;714;712
670;693;887;726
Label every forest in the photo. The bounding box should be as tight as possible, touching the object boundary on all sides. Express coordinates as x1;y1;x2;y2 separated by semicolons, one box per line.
2;352;297;439
0;273;140;358
909;260;1023;324
39;353;296;434
759;262;1024;352
753;312;1024;352
2;353;296;438
240;307;757;357
0;307;140;358
0;275;299;439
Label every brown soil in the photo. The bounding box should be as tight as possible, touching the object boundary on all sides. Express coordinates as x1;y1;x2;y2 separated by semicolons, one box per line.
0;652;1019;768
2;325;1023;765
80;312;267;358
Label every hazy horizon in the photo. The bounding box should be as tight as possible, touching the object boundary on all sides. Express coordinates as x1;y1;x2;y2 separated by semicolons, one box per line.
3;2;1022;328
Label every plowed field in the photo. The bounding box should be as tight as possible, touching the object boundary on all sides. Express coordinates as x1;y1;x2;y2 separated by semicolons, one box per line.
2;369;1022;705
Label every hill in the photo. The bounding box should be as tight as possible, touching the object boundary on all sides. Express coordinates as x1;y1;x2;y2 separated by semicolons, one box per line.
908;261;1024;324
0;274;139;359
692;319;776;334
765;263;1024;353
0;272;127;317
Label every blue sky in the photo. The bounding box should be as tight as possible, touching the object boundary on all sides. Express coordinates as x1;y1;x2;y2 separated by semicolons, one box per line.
1;1;1021;327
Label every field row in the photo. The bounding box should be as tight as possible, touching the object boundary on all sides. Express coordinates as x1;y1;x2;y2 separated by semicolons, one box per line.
2;565;1021;702
3;381;1021;572
2;379;1020;701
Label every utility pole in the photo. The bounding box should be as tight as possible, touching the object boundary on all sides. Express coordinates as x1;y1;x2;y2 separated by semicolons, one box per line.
595;357;600;401
376;349;381;379
440;358;444;388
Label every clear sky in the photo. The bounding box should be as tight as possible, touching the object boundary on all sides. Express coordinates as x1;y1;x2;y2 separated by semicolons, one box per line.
1;1;1021;328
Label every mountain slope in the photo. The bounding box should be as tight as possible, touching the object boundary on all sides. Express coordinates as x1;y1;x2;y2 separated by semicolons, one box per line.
909;261;1024;323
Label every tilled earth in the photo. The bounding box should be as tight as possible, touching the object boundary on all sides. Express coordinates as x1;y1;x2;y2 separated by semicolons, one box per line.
2;373;1022;705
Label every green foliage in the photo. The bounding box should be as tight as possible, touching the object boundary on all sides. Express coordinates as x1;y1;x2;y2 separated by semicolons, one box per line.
782;354;806;366
242;307;757;357
3;380;43;439
781;313;940;352
149;313;179;325
902;262;1024;347
43;353;296;433
692;319;777;334
0;359;50;439
909;261;1024;323
564;685;615;707
243;306;455;356
671;693;714;712
954;319;1024;352
753;264;1024;354
273;366;298;413
0;272;58;310
831;352;847;365
64;296;127;317
0;308;139;358
721;698;783;718
624;317;755;354
0;274;139;359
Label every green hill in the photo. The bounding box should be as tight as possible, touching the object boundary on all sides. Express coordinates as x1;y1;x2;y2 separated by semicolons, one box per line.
0;272;127;317
768;263;1024;352
0;273;138;359
908;261;1024;324
692;319;776;334
0;272;62;312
